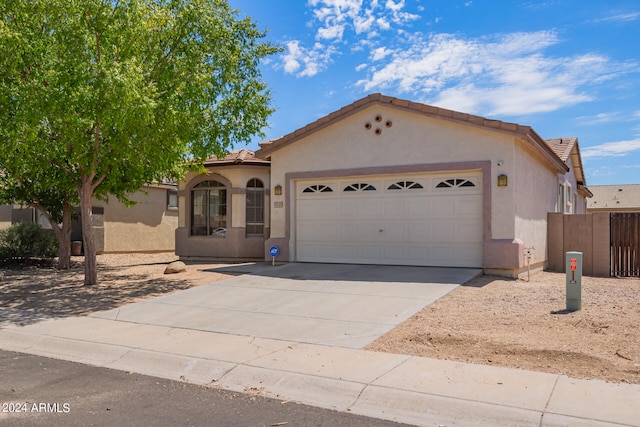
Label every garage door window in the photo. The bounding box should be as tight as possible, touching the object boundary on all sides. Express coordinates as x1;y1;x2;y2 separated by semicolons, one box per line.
303;185;333;193
344;183;376;191
387;181;423;190
436;178;475;188
191;180;227;236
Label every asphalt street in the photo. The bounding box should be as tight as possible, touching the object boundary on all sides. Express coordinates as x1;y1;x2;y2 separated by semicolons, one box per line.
0;350;412;427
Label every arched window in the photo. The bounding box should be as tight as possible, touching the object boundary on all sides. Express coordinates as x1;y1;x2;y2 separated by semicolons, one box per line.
246;179;264;236
191;180;227;236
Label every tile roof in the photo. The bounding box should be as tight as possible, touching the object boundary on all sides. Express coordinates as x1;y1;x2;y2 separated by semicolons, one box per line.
545;137;589;191
256;93;568;173
204;149;270;166
587;184;640;210
545;137;577;162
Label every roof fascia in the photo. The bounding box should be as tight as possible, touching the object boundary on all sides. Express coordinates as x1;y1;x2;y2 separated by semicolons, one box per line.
256;94;569;173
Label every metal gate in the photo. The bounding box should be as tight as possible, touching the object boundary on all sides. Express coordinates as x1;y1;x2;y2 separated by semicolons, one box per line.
611;212;640;277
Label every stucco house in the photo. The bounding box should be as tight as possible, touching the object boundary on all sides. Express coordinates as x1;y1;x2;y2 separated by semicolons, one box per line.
1;182;179;253
175;150;270;259
177;93;591;277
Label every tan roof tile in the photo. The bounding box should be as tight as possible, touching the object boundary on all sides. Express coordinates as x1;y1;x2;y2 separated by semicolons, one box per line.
588;184;640;210
204;149;270;166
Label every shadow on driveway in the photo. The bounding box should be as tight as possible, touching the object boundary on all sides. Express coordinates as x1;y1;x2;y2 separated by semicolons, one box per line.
205;262;483;285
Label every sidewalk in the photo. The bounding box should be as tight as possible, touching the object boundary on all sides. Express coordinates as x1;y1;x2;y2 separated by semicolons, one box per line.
1;310;638;427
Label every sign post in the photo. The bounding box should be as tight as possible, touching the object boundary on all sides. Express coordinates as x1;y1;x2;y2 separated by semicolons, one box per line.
269;246;279;267
565;251;582;311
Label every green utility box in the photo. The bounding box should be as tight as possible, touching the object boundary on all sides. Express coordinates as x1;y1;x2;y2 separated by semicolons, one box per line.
566;251;582;311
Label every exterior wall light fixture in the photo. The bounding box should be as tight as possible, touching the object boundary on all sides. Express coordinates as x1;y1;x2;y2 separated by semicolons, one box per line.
274;185;282;196
497;174;508;187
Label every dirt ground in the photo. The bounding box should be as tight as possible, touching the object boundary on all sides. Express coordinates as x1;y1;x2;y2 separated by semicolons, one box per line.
367;272;640;384
1;253;639;384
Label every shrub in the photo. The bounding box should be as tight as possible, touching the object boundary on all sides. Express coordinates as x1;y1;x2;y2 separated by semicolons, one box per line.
0;222;58;265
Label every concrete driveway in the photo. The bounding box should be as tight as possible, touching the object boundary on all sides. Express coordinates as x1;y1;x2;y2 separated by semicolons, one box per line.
92;263;481;348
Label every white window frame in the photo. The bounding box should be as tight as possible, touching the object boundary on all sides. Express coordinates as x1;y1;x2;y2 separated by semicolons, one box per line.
167;189;178;210
565;183;572;213
558;182;565;213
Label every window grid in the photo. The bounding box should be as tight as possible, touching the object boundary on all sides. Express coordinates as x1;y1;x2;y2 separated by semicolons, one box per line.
191;181;227;236
246;179;264;237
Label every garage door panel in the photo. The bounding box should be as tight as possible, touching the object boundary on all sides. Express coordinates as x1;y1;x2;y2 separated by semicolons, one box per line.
360;199;384;217
295;172;483;268
383;200;405;217
297;200;339;219
338;200;360;217
406;199;432;217
456;196;483;216
430;222;455;242
382;222;405;241
297;221;341;241
431;199;455;217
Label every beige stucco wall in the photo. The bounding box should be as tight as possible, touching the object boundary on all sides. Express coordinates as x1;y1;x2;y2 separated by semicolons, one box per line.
269;105;517;240
0;204;12;230
512;139;560;270
176;164;270;259
93;185;178;253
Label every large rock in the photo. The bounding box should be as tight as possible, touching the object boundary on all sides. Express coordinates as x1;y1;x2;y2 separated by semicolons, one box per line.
164;261;187;274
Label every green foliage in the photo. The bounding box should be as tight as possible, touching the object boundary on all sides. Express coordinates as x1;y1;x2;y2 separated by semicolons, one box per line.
0;0;280;282
0;0;281;198
0;222;58;265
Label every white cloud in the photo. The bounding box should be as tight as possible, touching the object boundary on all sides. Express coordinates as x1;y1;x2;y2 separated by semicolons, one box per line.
281;40;337;77
577;112;628;124
371;46;392;61
356;31;634;116
281;0;419;77
578;111;640;125
282;41;303;74
582;139;640;158
590;11;640;24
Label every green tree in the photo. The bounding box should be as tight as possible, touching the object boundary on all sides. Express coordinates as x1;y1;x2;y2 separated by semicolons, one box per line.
0;0;280;284
0;142;76;269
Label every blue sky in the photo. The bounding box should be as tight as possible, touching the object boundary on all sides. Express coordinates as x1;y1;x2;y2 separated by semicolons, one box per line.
230;0;640;186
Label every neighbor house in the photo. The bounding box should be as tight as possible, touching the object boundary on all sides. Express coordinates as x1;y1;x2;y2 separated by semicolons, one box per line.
1;182;178;253
587;184;640;213
177;93;592;277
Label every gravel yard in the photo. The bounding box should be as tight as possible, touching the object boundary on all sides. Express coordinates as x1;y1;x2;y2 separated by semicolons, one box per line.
367;272;640;384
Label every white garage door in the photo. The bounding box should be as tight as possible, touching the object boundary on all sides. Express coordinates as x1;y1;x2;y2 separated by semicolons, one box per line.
295;172;483;267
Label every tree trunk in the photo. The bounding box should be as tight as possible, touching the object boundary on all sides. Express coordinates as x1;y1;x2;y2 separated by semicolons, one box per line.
56;204;73;269
34;202;72;269
79;178;98;285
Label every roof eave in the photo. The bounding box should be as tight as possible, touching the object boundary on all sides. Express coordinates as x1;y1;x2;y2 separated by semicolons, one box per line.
257;93;569;173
